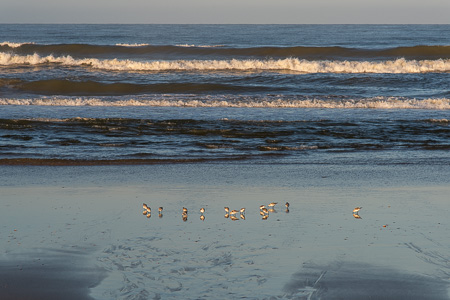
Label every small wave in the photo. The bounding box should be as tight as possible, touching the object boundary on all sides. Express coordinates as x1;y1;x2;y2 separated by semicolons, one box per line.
176;44;226;48
115;43;150;47
1;53;449;73
10;79;260;96
0;41;35;48
1;96;449;109
3;42;450;59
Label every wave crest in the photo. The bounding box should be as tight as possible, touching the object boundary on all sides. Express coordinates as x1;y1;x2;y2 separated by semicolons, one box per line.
1;97;449;109
1;53;449;73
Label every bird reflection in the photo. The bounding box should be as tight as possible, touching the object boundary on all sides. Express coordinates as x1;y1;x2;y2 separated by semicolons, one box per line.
146;212;151;218
240;214;246;220
230;215;239;221
262;215;269;220
200;215;205;221
353;213;362;219
224;213;229;219
285;208;290;213
182;213;188;222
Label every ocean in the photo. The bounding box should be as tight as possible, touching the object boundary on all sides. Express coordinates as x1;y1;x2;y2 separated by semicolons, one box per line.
1;24;449;165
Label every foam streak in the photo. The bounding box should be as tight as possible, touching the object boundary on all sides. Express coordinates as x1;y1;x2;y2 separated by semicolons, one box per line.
1;53;449;73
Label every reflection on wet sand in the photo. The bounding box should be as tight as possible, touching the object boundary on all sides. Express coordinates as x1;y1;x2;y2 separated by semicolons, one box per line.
283;261;449;300
139;203;310;222
353;213;362;219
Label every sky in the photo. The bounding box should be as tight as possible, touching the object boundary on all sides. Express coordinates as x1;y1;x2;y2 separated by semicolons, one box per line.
1;0;449;24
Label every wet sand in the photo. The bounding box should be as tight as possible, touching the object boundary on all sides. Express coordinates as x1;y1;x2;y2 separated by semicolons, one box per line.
1;162;449;299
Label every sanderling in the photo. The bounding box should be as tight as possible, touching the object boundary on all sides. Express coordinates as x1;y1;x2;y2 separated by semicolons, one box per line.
143;203;149;210
183;207;188;214
230;209;239;215
353;207;362;213
240;208;246;214
200;208;205;214
224;207;229;213
268;202;277;208
259;205;266;210
285;202;290;209
158;207;163;213
261;208;269;214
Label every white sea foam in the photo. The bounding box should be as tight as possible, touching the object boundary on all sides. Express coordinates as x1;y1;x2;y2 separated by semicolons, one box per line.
1;53;449;73
115;43;150;47
0;41;35;48
176;44;225;48
1;96;449;109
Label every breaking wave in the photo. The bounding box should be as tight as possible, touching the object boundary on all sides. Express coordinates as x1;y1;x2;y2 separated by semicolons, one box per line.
1;53;449;73
1;96;449;109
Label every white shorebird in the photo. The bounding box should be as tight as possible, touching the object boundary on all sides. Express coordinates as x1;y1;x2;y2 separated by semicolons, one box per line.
143;203;149;210
353;207;362;214
259;205;266;210
285;202;290;209
224;207;229;213
200;207;205;214
183;207;188;214
230;209;239;215
268;202;277;208
240;208;246;214
261;208;269;214
158;207;163;213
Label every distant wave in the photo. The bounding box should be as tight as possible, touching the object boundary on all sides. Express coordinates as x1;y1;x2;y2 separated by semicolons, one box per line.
1;53;449;73
115;43;151;47
0;41;35;48
1;96;449;109
2;42;450;59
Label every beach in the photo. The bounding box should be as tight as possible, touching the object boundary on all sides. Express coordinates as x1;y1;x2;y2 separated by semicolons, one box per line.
1;162;449;299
